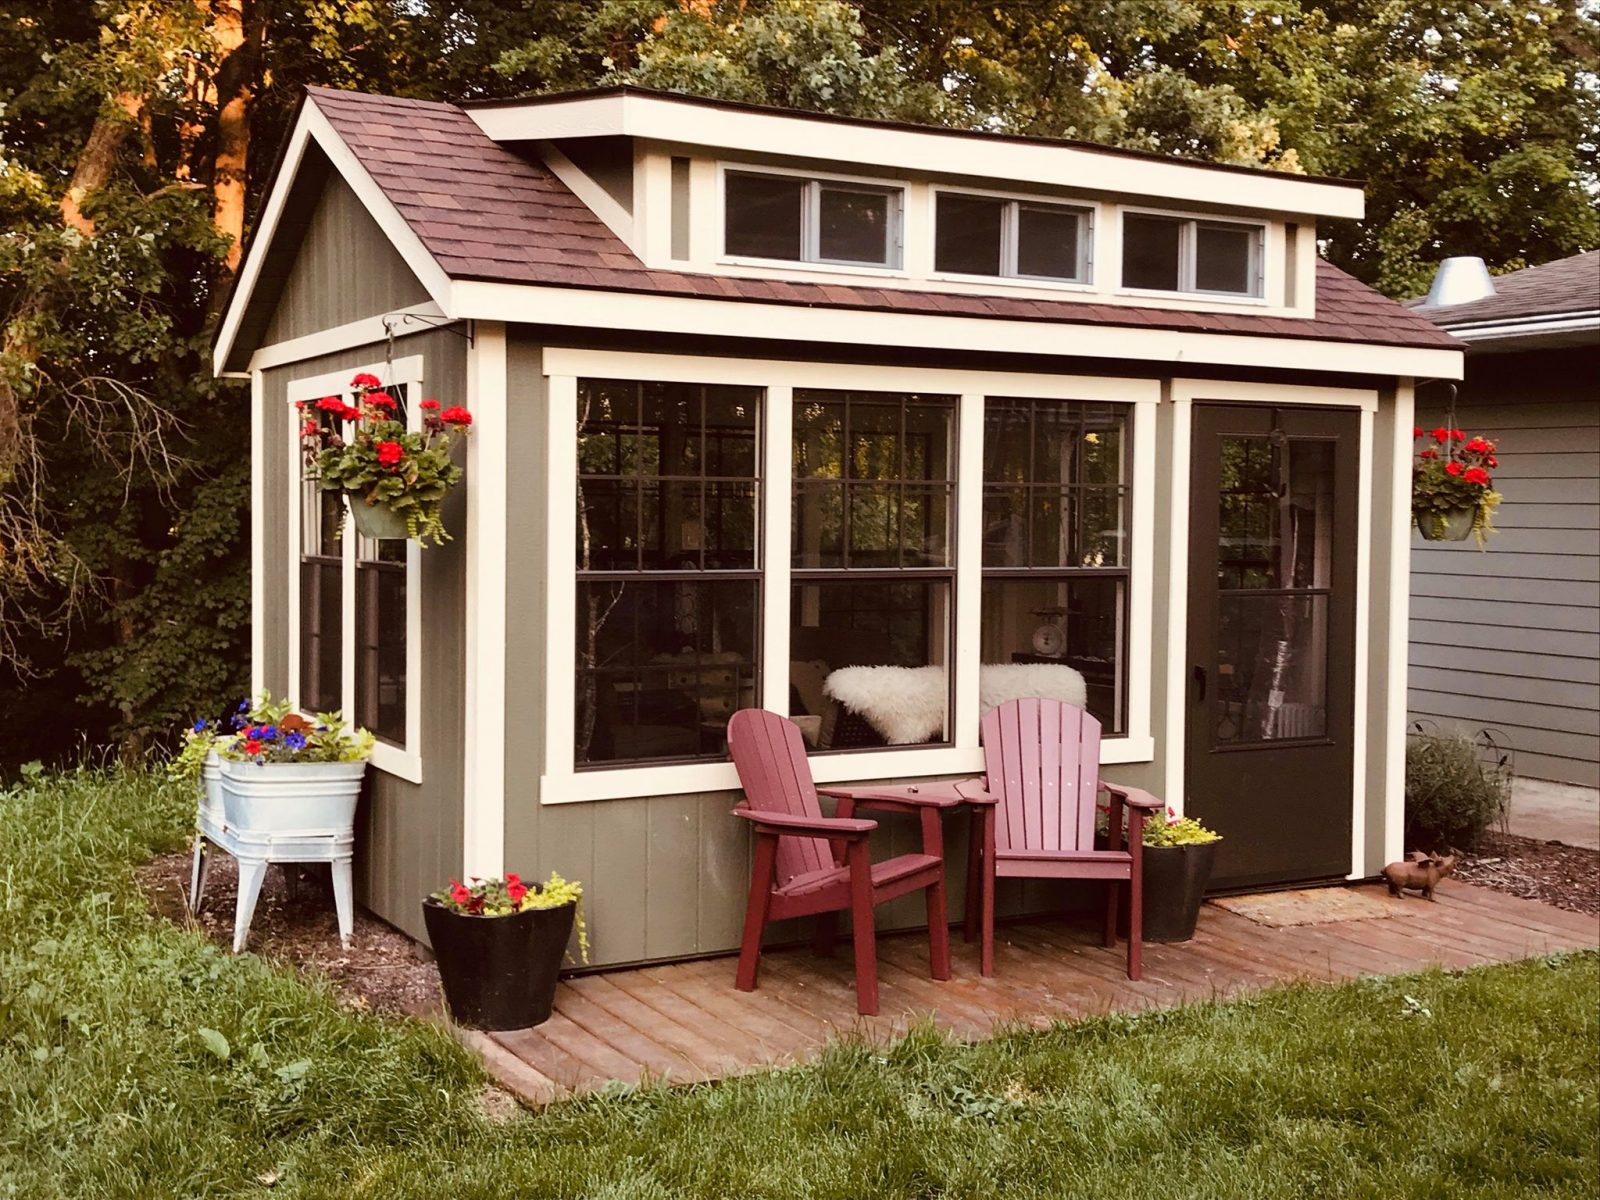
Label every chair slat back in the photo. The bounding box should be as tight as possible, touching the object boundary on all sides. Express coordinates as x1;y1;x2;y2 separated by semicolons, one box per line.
727;709;832;884
979;698;1102;853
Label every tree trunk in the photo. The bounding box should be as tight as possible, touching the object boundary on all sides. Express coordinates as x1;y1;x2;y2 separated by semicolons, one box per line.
209;0;253;278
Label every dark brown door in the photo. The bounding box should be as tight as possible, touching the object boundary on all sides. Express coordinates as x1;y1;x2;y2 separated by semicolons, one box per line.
1185;403;1359;890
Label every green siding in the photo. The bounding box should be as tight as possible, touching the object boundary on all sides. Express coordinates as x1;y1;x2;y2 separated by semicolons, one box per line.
260;329;468;942
262;173;430;347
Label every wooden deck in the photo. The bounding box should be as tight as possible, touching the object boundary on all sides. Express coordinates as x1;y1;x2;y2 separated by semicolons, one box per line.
463;880;1600;1106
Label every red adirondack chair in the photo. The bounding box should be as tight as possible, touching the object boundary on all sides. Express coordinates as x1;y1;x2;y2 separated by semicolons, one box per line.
727;708;954;1016
960;698;1164;980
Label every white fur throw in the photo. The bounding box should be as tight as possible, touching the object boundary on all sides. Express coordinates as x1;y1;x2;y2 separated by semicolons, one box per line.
823;663;1087;744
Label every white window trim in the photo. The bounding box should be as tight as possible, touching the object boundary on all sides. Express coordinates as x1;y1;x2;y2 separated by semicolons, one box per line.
1162;379;1379;882
929;185;1096;286
1116;205;1268;302
540;348;1159;805
285;355;425;784
717;162;907;272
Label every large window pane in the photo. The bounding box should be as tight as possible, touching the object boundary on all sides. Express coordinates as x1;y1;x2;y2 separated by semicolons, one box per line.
575;579;759;766
299;559;342;714
980;577;1125;734
356;562;406;745
1122;213;1182;291
725;172;804;260
1195;223;1255;294
934;193;1004;275
1016;204;1083;280
818;186;892;265
790;579;952;748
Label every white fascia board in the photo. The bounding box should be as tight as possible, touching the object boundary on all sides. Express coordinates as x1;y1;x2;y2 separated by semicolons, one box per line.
468;92;1364;221
1441;310;1600;345
449;279;1463;380
213;98;454;378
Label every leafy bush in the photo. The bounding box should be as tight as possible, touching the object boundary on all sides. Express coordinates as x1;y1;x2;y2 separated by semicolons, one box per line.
1404;729;1511;850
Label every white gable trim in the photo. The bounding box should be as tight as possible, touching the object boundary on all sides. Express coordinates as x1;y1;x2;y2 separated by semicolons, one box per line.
213;97;454;378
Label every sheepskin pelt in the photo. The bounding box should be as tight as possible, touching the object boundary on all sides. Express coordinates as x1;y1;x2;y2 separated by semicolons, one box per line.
823;662;1088;744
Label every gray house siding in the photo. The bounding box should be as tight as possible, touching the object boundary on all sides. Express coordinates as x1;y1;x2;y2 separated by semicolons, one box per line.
259;328;469;942
1410;346;1600;786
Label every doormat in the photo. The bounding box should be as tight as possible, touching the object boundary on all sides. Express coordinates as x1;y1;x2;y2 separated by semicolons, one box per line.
1209;887;1403;927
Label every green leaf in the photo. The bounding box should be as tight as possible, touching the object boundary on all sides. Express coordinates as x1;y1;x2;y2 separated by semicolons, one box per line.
196;1027;231;1060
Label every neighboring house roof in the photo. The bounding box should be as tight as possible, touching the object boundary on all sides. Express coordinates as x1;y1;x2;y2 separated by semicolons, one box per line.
1411;251;1600;326
295;86;1457;352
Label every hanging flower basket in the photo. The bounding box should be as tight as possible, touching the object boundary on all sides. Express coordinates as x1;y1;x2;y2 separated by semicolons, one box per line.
1412;425;1501;549
300;373;473;547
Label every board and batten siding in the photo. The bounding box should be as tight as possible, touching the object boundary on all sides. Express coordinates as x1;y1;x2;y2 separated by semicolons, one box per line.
1410;347;1600;787
259;329;469;942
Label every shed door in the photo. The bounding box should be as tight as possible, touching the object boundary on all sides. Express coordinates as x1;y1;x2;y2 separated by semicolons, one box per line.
1185;403;1359;890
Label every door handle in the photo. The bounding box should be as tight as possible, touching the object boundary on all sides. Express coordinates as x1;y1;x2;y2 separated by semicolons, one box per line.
1193;665;1208;701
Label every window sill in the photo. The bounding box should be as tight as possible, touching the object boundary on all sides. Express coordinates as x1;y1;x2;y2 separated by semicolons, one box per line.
540;735;1154;804
1114;286;1270;306
718;255;909;280
370;740;422;785
926;271;1095;294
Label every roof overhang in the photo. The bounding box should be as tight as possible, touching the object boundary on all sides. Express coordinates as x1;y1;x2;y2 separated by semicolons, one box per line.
1435;310;1600;354
212;95;454;377
467;89;1365;222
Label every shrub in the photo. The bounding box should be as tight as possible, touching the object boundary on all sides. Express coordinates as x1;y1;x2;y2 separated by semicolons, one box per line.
1404;728;1511;850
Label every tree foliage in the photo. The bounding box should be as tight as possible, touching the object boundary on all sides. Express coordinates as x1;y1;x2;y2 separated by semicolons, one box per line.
1;0;1594;767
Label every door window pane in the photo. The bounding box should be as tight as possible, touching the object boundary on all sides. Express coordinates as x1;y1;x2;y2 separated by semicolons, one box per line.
1214;593;1328;744
1016;205;1083;280
1122;214;1182;290
1218;437;1333;590
1196;223;1254;294
934;193;1004;275
980;576;1125;734
725;172;804;260
818;186;892;265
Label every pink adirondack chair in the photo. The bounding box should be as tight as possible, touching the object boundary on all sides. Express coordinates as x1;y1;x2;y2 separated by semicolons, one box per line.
727;708;954;1016
960;698;1164;979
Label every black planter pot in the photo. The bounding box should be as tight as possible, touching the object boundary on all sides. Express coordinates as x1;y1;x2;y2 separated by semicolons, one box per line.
1116;841;1222;943
422;895;576;1030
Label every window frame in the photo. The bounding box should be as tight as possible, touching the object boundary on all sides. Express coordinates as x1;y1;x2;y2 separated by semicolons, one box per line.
285;356;425;783
540;351;1158;805
930;186;1095;286
718;163;907;273
1116;206;1267;301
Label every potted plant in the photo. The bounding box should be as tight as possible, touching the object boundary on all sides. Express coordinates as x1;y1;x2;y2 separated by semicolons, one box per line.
1103;805;1223;943
215;693;374;837
299;372;473;546
423;872;588;1030
1412;425;1501;546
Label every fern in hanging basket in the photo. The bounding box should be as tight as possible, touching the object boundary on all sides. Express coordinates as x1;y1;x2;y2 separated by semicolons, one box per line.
1412;425;1501;548
300;374;473;546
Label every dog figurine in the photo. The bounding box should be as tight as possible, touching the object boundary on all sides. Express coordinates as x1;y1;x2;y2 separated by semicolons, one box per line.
1382;851;1459;900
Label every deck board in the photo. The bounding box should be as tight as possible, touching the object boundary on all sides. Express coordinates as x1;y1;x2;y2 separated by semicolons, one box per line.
470;881;1598;1105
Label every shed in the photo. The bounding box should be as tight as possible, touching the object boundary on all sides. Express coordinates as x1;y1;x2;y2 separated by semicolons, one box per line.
215;85;1462;960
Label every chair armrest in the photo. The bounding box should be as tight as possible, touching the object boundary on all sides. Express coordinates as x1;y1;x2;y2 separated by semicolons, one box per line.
953;780;999;806
732;808;877;838
1102;782;1165;811
817;784;965;810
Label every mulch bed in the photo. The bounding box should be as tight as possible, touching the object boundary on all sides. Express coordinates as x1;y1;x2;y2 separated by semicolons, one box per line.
1453;831;1600;916
136;847;446;1017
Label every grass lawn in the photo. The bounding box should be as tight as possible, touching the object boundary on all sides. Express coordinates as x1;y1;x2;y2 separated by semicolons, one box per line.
2;768;1596;1199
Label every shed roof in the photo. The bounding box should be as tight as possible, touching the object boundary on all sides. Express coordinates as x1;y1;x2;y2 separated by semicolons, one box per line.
1411;251;1600;327
235;86;1459;357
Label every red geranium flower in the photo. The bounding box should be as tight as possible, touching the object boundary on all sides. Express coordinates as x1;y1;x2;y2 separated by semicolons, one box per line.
506;872;528;905
365;391;398;411
1431;427;1449;442
1445;461;1463;476
242;739;263;756
419;399;440;411
314;396;343;412
440;406;473;427
1412;426;1423;438
1450;428;1465;441
1487;456;1498;467
448;878;472;906
301;418;319;437
351;372;381;389
376;441;405;468
1465;437;1490;453
1419;448;1438;459
1463;467;1491;485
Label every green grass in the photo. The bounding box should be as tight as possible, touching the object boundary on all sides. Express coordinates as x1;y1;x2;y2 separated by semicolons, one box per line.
2;768;1596;1199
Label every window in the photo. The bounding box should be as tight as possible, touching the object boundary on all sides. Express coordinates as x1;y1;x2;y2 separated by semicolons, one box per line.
724;170;902;268
574;379;763;767
934;192;1091;283
791;390;956;750
288;359;423;779
980;398;1130;734
1121;212;1262;297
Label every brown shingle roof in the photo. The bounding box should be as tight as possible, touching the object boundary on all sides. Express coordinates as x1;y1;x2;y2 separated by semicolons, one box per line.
1412;251;1600;326
307;86;1459;351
